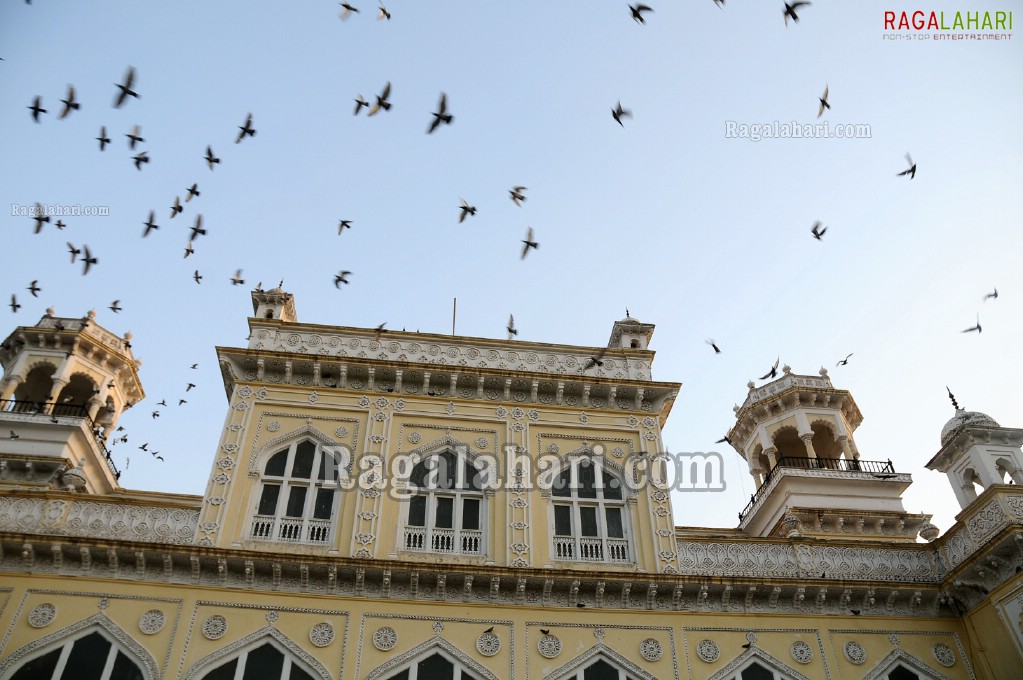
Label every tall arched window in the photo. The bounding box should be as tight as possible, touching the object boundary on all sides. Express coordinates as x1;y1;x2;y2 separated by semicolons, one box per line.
382;652;483;680
402;449;485;556
551;456;630;563
199;641;317;680
6;630;145;680
250;440;345;545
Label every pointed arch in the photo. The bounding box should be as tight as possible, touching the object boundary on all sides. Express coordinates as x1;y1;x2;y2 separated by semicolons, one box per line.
545;642;656;680
707;646;812;680
364;636;499;680
405;433;488;464
0;613;160;680
248;424;349;474
182;626;330;680
861;648;951;680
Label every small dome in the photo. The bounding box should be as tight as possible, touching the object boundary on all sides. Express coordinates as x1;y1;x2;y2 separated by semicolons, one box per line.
62;464;87;491
266;287;285;295
940;409;999;446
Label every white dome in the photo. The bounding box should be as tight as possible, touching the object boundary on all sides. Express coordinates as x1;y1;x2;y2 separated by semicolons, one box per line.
940;409;999;446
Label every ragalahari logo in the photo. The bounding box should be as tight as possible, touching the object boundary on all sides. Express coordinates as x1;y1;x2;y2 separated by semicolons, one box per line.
883;8;1013;41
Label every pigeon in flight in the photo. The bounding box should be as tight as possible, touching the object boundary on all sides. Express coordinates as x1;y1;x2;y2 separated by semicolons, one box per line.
170;196;183;219
143;211;159;237
236;113;256;143
706;339;721;354
334;271;351;287
836;353;853;366
193;270;203;284
507;314;517;338
31;203;50;233
28;96;47;122
520;227;539;259
368;82;392;116
353;94;369;115
338;219;353;234
811;222;827;240
584;348;608;370
126;125;144;149
983;287;998;301
96;126;111;151
961;316;982;334
9;295;20;313
897;153;916;179
231;269;245;286
109;300;122;314
428;92;453;133
458;198;477;223
67;242;80;263
27;281;41;297
183;241;195;258
205;145;220;170
58;85;80;118
186;383;196;392
759;357;780;380
784;1;811;25
612;100;631;126
186;183;200;201
377;2;391;20
509;186;527;206
114;66;139;107
190;215;206;239
132;151;150;170
715;435;731;444
340;2;359;20
630;4;653;23
81;246;97;275
817;84;830;118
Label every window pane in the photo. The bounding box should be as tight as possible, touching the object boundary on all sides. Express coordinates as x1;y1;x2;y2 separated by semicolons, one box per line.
265;450;287;476
291;442;316;478
110;651;144;680
740;662;775;680
285;486;308;517
61;632;110;680
410;461;428;489
318;451;338;481
888;667;920;680
464;460;480;491
409;495;427;526
258;485;281;515
580;506;598;536
577;460;597;498
584;659;619;680
602;471;622;500
241;643;284;680
462;498;480;530
417;653;454;679
289;665;316;680
552;469;571;497
385;671;409;680
435;497;454;528
10;647;61;680
313;489;334;519
438;452;457;489
202;658;239;680
554;505;572;536
606;507;624;538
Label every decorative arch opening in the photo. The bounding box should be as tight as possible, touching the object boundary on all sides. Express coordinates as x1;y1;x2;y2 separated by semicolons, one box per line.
962;468;984;500
0;614;159;680
995;457;1021;485
707;645;811;680
55;373;97;414
10;363;57;410
545;643;656;680
809;421;842;461
861;648;950;680
183;627;330;680
772;426;804;461
364;637;499;680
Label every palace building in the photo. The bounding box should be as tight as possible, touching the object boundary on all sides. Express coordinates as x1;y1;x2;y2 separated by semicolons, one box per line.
1;288;1021;679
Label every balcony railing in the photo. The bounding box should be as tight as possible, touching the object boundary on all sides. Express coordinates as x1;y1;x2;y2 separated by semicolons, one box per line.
250;515;331;545
402;526;483;556
1;398;90;418
739;456;896;522
553;536;631;563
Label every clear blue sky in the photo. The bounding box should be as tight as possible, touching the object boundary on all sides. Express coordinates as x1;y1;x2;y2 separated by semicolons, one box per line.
2;1;1020;534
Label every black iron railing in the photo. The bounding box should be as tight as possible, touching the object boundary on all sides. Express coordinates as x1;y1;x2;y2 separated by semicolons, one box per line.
0;399;90;418
739;456;896;522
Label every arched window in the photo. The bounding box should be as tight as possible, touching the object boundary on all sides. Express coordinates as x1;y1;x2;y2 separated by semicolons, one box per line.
402;449;485;556
199;641;316;680
551;456;630;563
382;652;484;680
6;630;145;680
250;439;345;544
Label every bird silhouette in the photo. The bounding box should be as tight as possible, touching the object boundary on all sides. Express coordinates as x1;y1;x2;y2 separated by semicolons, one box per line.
811;222;827;240
540;629;550;636
836;353;853;366
193;270;203;284
55;219;66;230
340;2;360;20
26;281;41;297
109;300;122;313
183;242;195;258
982;287;998;301
32;203;50;233
817;84;830;117
584;347;608;370
231;269;245;286
132;151;150;170
186;183;200;201
81;246;97;275
28;96;47;122
741;642;752;649
205;146;220;170
961;316;982;334
143;211;159;237
784;1;811;25
9;430;19;440
706;339;721;354
630;4;653;23
126;125;144;149
368;82;392;116
353;94;369;115
113;66;139;107
157;400;167;407
338;219;353;234
170;196;183;219
96;126;111;151
509;186;527;206
759;357;780;380
483;627;494;634
897;153;916;179
428;92;453;133
377;2;391;20
178;399;187;406
67;243;80;263
186;382;196;392
507;314;518;338
58;85;80;118
236;113;256;143
9;295;20;313
190;215;206;239
458;198;477;223
716;435;731;444
521;227;539;259
612;100;631;126
191;364;199;369
334;271;351;287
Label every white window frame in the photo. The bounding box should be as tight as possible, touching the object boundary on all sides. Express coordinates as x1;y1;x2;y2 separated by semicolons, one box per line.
198;639;317;680
549;456;631;564
401;450;487;557
5;629;144;680
250;439;345;545
383;650;482;680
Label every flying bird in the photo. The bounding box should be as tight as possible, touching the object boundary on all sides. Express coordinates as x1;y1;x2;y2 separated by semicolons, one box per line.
509;186;527;206
706;339;721;354
836;353;853;366
58;85;80;118
183;241;195;258
28;96;46;122
113;66;139;107
186;383;196;392
483;627;494;635
368;82;392;116
236;113;256;143
338;219;352;234
817;84;830;118
961;316;982;334
132;151;150;170
67;242;80;263
151;410;160;419
190;214;206;239
458;198;477;223
377;2;391;20
340;2;360;20
178;399;187;406
109;300;122;313
191;364;199;369
612;100;631;126
629;4;653;23
8;431;19;440
897;153;916;179
783;1;811;25
31;203;49;233
427;92;453;133
126;125;144;149
54;219;66;230
81;246;97;275
334;271;351;287
143;211;159;237
193;270;203;284
759;357;780;381
584;347;608;370
715;435;731;444
157;400;167;407
982;287;998;301
205;145;220;170
811;222;827;240
96;126;111;151
507;314;517;338
26;281;40;297
186;183;200;201
520;227;539;259
353;94;369;115
170;196;183;218
231;269;245;286
9;295;20;313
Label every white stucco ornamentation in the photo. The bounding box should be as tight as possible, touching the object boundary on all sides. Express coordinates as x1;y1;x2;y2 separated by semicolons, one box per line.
138;609;165;635
373;626;397;651
790;641;813;664
28;603;56;628
696;639;720;663
537;633;562;659
202;615;228;640
844;641;866;665
639;638;663;662
476;631;500;656
309;622;334;647
933;643;955;667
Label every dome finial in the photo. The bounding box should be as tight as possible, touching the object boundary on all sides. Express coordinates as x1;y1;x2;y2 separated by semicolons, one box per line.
946;386;961;411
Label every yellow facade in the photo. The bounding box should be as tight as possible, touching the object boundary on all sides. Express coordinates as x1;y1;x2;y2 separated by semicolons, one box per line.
1;290;1022;679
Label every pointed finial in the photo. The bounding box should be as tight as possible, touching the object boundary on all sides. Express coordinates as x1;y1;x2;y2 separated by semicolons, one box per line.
278;279;284;288
946;386;961;411
625;307;630;318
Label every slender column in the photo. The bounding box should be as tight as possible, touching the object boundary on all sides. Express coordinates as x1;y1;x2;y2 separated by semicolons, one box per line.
800;433;817;460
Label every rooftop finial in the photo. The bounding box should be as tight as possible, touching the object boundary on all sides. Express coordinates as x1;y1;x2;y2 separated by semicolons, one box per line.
278;279;284;288
946;386;961;411
625;307;630;318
